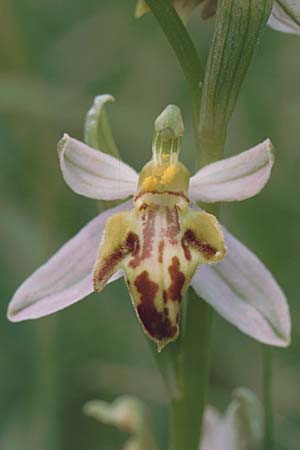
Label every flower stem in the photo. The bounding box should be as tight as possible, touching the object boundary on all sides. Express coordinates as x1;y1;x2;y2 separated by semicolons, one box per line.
150;293;213;450
144;0;203;90
263;345;274;450
169;293;213;450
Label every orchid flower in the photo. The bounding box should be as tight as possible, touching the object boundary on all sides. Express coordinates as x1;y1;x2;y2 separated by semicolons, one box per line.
7;101;290;351
135;0;300;35
201;388;262;450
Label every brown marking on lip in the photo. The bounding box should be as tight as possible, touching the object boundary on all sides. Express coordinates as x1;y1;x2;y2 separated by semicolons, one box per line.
164;207;180;244
183;229;217;259
163;290;168;303
134;271;177;340
94;232;139;289
139;203;148;212
94;247;124;288
167;256;186;303
129;209;156;268
158;240;165;263
126;232;140;255
134;190;190;204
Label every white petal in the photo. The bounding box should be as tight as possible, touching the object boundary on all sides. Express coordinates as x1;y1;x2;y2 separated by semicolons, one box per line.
191;227;291;347
201;407;222;450
268;0;300;35
189;139;274;203
58;134;139;200
7;202;130;322
201;388;262;450
219;388;262;450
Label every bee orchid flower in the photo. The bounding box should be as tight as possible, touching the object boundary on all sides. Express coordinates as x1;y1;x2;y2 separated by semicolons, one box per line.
7;104;290;351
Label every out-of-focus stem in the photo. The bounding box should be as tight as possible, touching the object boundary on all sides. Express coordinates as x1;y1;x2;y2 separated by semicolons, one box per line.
263;346;274;450
31;318;59;450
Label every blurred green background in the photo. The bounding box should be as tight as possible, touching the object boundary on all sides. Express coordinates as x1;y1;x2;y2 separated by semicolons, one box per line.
1;1;300;449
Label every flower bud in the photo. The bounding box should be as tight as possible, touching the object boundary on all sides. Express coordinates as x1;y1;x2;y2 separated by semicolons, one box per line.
84;396;157;450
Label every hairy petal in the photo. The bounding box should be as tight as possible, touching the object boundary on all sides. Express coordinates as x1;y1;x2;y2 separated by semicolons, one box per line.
58;134;138;200
191;227;291;347
189;139;274;203
93;210;137;293
7;202;131;322
181;208;226;264
268;0;300;34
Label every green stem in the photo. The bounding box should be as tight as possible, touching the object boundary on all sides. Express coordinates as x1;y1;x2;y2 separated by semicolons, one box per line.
191;95;202;157
144;0;203;152
31;318;59;450
149;294;213;450
263;346;274;450
144;0;203;89
169;294;213;450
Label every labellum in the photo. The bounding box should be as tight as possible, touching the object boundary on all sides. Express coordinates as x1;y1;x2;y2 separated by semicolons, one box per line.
93;106;226;350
